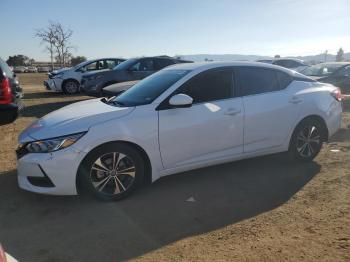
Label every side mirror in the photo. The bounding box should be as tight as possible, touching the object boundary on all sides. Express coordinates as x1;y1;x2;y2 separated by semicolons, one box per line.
169;94;193;108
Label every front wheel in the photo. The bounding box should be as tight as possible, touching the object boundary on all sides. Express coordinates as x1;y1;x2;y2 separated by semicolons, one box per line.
63;80;79;94
288;118;326;162
79;143;145;201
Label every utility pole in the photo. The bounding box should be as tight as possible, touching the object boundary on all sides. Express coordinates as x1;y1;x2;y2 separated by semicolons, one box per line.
324;50;328;62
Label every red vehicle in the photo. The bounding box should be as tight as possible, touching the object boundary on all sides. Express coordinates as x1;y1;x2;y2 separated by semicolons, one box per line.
0;244;7;262
0;58;24;125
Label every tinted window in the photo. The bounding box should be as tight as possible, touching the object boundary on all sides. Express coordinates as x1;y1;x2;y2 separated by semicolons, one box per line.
104;59;118;69
178;68;233;103
0;58;13;79
130;59;154;71
237;67;285;96
113;70;189;106
336;65;350;76
154;59;174;70
273;60;288;67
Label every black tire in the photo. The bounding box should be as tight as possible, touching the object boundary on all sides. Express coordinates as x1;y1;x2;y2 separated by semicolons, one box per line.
78;142;145;201
62;80;79;94
288;118;326;162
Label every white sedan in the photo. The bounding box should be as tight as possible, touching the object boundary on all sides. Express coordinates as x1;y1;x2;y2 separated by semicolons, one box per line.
17;62;342;200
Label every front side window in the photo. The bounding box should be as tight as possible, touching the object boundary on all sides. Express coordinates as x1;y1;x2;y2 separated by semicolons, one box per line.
237;67;286;96
82;62;98;71
112;69;189;106
177;68;233;103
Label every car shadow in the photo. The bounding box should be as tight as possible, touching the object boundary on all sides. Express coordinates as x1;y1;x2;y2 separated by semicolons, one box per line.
23;92;86;100
0;155;320;262
20;100;88;118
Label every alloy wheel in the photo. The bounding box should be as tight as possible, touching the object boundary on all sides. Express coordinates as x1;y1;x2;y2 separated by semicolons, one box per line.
65;81;78;94
90;152;136;196
296;125;321;158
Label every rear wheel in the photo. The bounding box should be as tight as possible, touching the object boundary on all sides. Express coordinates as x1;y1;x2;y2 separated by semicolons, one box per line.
288;118;326;162
63;80;79;94
79;143;144;201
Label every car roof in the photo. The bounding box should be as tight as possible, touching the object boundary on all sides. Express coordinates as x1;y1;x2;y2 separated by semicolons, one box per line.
164;61;294;74
274;58;305;63
316;62;350;66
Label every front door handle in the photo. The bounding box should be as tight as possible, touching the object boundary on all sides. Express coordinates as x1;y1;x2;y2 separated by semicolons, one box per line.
224;108;241;116
289;96;303;104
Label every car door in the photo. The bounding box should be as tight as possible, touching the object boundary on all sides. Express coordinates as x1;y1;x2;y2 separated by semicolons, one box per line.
158;68;244;169
128;58;156;80
237;66;301;153
328;65;350;90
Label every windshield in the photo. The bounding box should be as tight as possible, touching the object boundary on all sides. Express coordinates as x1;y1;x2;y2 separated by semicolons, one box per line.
111;69;190;106
113;58;137;70
301;63;345;76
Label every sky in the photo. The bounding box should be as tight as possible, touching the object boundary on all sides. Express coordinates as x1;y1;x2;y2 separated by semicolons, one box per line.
1;0;349;61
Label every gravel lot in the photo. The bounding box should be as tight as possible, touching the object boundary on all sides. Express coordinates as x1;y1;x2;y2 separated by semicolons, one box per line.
0;73;349;261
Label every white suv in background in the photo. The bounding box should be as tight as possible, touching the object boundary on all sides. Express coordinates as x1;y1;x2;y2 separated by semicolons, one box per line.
44;58;125;94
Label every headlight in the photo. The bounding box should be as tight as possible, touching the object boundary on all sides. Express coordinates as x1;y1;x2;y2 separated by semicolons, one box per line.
25;132;86;153
52;73;64;79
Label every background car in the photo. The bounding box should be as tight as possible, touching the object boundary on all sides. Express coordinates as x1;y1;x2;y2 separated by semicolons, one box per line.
17;62;342;201
81;56;192;97
101;80;139;97
44;58;125;94
301;62;350;92
26;66;38;73
37;67;50;73
13;66;27;73
272;58;309;72
0;58;24;125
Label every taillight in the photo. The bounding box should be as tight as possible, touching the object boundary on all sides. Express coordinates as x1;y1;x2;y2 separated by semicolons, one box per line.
0;77;12;104
331;88;342;102
0;244;6;262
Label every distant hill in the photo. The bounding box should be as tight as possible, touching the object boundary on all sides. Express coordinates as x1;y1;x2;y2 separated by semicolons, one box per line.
180;53;350;63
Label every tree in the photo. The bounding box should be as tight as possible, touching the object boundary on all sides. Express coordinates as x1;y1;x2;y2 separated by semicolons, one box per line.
336;48;344;62
6;55;30;66
35;21;74;68
274;55;281;59
71;56;87;66
35;22;57;70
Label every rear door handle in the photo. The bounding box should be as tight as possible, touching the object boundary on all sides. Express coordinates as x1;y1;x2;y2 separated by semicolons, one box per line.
289;97;303;104
224;108;241;116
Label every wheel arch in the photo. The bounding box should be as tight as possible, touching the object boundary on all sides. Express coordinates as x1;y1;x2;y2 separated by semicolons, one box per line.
290;114;329;146
76;140;152;194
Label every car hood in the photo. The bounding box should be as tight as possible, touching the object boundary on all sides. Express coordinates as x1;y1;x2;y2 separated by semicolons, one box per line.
19;99;134;142
51;68;71;75
103;81;139;96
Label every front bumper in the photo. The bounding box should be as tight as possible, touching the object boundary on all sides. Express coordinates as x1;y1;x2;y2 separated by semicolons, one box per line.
44;78;63;92
16;147;87;195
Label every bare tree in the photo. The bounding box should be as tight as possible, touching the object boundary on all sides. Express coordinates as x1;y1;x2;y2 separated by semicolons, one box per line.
52;22;74;67
35;21;74;68
35;22;56;70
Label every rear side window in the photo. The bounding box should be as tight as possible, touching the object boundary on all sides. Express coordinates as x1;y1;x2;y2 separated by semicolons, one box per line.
178;68;233;103
237;67;290;96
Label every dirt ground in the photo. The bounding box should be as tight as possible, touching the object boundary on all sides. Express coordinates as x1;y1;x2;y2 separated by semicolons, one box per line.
0;73;349;262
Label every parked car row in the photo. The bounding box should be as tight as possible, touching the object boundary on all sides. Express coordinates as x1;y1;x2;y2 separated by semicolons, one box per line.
44;56;192;95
